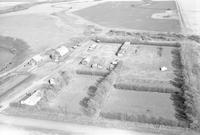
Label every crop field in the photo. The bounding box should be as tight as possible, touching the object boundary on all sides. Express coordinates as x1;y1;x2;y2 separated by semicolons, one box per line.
0;14;77;52
74;1;181;32
101;90;177;121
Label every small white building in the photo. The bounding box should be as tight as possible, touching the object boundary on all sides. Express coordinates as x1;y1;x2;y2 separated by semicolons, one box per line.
50;46;69;61
21;90;42;106
160;66;168;71
28;54;43;66
91;63;103;69
88;43;97;51
56;46;69;57
111;59;119;65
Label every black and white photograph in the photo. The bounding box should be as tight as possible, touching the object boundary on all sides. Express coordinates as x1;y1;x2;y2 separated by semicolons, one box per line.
0;0;199;135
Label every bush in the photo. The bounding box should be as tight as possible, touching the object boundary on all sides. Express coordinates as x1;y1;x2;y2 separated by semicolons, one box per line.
100;112;183;127
114;83;176;93
87;86;97;97
91;36;180;47
76;70;109;76
80;64;118;116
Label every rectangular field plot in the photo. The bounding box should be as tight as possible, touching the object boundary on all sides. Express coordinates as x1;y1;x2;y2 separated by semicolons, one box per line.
101;90;177;121
120;45;176;81
74;1;181;32
48;75;100;115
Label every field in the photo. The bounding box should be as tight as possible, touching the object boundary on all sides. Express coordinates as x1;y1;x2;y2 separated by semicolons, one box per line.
0;14;77;52
93;41;180;124
0;35;30;73
0;47;14;68
119;45;176;81
113;44;179;93
74;1;181;32
101;90;177;121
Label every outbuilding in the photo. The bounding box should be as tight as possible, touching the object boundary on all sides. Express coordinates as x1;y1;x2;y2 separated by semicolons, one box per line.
20;90;42;106
160;66;168;71
49;46;69;61
56;46;69;57
28;54;43;66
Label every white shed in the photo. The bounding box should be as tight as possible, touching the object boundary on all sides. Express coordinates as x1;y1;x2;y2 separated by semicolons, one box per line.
160;66;168;71
56;46;69;57
32;55;43;62
21;90;42;106
28;54;43;65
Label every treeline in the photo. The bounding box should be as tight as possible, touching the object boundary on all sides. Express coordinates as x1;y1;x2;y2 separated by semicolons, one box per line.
106;29;185;41
106;29;200;44
114;83;179;93
91;36;180;47
170;48;198;129
79;63;120;116
180;43;200;130
100;112;187;128
76;69;109;77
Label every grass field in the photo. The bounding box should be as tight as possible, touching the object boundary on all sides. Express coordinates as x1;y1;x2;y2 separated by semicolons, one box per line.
0;35;30;73
48;75;100;115
74;1;181;32
101;90;177;121
119;45;176;81
0;47;14;68
0;14;77;52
